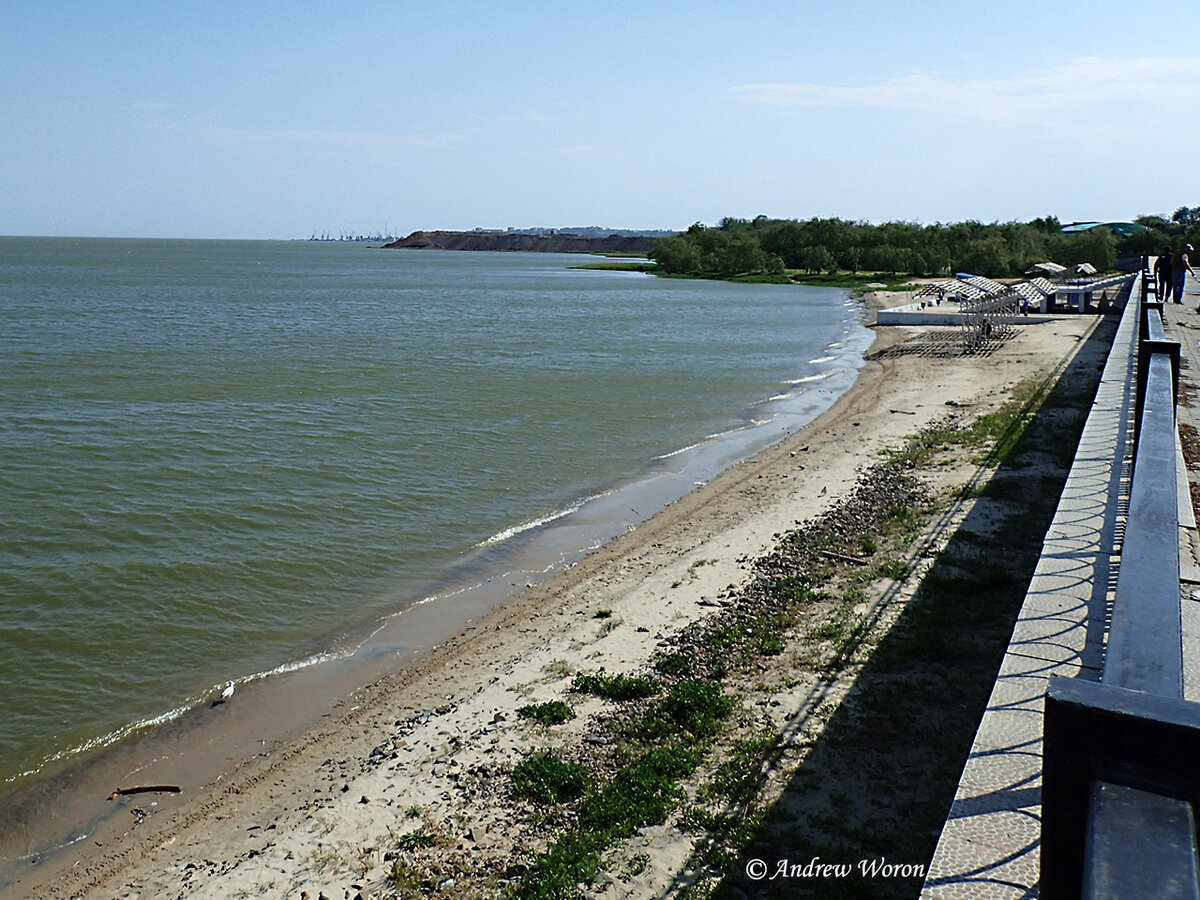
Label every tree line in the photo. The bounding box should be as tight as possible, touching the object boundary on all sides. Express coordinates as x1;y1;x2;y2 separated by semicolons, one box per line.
648;210;1200;280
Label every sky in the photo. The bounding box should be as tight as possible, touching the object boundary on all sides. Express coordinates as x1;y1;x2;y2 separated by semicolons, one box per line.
3;1;1198;240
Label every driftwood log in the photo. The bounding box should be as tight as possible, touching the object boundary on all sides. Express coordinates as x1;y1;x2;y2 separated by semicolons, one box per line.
818;549;870;566
107;785;182;800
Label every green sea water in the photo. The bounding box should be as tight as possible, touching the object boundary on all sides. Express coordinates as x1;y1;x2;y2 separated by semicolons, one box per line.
0;238;868;787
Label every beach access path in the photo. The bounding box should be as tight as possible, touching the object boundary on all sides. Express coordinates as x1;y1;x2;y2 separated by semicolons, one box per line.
9;299;1109;900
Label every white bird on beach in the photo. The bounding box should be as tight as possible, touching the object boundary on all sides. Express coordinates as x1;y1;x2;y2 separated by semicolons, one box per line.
220;681;235;701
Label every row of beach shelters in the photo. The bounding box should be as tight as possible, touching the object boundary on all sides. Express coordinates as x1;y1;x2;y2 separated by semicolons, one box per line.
911;269;1108;316
911;274;1008;307
912;273;1035;311
1023;262;1107;310
1037;262;1117;312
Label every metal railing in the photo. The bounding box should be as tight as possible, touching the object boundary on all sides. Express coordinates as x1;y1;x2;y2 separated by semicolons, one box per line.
1041;264;1194;899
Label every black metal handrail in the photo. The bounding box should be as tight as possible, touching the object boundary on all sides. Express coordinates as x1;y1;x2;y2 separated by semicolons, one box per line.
1042;267;1194;899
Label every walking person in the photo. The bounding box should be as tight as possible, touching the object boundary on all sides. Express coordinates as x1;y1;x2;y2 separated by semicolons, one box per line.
1172;243;1196;305
1155;246;1174;301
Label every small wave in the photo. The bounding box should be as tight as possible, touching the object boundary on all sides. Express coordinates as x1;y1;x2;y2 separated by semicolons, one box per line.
5;831;89;864
782;372;834;386
8;699;199;785
4;653;345;787
476;493;610;547
807;354;839;364
652;422;755;461
242;650;342;683
653;439;708;461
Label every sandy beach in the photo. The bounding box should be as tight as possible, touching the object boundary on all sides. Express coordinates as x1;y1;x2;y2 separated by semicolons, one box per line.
2;296;1112;900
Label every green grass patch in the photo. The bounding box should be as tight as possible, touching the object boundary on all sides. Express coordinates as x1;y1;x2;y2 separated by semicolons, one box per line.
884;505;921;535
875;558;909;581
581;745;702;836
639;680;735;740
769;574;822;606
785;272;917;291
572;261;656;273
512;750;591;804
571;670;659;700
516;745;702;900
807;597;874;667
393;830;437;851
517;701;576;726
655;652;697;678
889;376;1050;470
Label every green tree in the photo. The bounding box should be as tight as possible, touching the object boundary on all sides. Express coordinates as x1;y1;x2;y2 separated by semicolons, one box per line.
800;245;836;274
1172;206;1200;226
648;235;701;274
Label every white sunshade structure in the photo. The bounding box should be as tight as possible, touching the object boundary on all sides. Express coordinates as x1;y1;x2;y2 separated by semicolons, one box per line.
1010;282;1047;305
1025;262;1067;277
914;275;1009;305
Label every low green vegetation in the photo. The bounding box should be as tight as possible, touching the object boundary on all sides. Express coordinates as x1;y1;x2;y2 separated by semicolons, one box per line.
637;680;735;740
517;700;576;726
887;376;1046;469
703;731;783;806
655;652;696;678
512;750;591;804
516;745;702;900
392;830;436;851
570;670;659;700
572;260;656;274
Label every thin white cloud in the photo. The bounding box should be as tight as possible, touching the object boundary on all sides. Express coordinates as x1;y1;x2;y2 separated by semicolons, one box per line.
732;56;1200;123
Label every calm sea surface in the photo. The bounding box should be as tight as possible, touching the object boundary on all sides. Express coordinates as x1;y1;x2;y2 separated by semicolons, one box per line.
0;238;868;787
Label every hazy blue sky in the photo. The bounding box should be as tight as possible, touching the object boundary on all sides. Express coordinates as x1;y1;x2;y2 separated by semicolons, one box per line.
3;2;1197;239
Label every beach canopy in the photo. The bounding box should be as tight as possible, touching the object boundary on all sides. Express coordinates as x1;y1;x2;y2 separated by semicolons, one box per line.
1025;262;1067;276
1010;282;1045;305
913;274;1008;304
1075;262;1098;275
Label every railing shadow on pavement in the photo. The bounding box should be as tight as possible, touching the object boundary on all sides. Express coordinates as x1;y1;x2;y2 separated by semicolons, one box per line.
659;314;1119;900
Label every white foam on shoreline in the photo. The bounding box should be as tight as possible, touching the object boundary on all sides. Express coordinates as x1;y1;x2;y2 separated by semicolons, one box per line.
782;371;835;386
476;490;615;547
5;650;345;787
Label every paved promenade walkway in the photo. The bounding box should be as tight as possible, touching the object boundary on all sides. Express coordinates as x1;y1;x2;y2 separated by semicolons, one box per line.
920;273;1200;899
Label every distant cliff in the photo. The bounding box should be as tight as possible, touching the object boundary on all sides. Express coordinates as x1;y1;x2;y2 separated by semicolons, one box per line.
383;230;657;254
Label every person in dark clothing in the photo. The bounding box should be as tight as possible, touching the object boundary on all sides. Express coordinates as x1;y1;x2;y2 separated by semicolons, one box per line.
1155;247;1174;301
